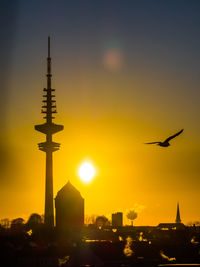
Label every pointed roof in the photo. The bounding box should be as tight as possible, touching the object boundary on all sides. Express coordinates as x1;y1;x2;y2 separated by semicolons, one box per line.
175;202;181;223
55;181;83;200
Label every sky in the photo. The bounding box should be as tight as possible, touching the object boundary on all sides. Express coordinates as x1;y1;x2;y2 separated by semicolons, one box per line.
1;0;200;225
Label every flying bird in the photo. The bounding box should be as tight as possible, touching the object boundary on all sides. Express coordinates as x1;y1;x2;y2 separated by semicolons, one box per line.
145;129;184;147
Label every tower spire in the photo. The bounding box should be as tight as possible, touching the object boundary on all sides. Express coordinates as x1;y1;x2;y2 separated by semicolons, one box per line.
175;202;181;224
35;37;64;228
48;36;50;58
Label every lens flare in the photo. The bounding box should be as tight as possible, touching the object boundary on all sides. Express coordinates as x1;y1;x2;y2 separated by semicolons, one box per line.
103;48;122;71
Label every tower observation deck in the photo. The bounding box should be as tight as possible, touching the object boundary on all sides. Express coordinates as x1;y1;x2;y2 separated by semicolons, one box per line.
35;37;64;228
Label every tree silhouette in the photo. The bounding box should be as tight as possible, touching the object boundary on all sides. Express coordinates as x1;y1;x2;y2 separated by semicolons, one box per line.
126;210;137;226
26;213;43;232
95;216;109;228
0;218;10;229
11;218;24;232
85;214;98;225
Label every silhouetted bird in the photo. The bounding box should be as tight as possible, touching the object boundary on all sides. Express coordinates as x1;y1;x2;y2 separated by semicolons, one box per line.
145;129;184;147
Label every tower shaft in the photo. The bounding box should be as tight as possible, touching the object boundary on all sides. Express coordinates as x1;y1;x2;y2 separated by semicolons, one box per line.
45;149;53;227
35;37;63;228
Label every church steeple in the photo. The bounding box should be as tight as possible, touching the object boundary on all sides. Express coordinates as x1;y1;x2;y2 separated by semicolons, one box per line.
175;202;181;223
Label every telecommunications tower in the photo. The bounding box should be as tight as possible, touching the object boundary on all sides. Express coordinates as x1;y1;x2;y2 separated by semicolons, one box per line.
35;37;64;228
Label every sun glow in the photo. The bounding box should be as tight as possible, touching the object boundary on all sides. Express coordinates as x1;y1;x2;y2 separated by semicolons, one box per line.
78;162;95;183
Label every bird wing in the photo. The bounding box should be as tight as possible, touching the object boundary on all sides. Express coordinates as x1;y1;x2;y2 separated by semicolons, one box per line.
165;129;184;142
145;142;160;144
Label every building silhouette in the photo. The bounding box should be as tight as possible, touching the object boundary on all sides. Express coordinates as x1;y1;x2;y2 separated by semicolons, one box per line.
157;202;185;230
112;212;123;227
55;181;84;231
35;37;63;228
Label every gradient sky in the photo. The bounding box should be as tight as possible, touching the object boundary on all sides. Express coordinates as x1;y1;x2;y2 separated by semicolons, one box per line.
1;0;200;225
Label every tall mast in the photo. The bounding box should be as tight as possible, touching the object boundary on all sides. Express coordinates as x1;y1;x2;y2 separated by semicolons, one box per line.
35;37;64;228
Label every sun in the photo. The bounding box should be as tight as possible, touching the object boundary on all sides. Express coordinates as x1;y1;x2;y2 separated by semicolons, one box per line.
78;162;95;183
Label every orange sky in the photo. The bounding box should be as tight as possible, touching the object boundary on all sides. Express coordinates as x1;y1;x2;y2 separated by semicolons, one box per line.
3;71;200;225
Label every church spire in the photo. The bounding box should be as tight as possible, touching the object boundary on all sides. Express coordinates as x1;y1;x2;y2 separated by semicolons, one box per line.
175;202;181;223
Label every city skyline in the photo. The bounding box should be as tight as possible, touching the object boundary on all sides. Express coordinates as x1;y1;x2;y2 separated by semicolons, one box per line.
1;1;200;226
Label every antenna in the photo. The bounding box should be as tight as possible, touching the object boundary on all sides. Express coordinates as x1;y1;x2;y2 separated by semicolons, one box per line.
48;36;50;58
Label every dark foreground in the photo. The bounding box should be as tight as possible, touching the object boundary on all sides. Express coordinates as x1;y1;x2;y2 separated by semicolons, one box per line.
1;225;200;266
